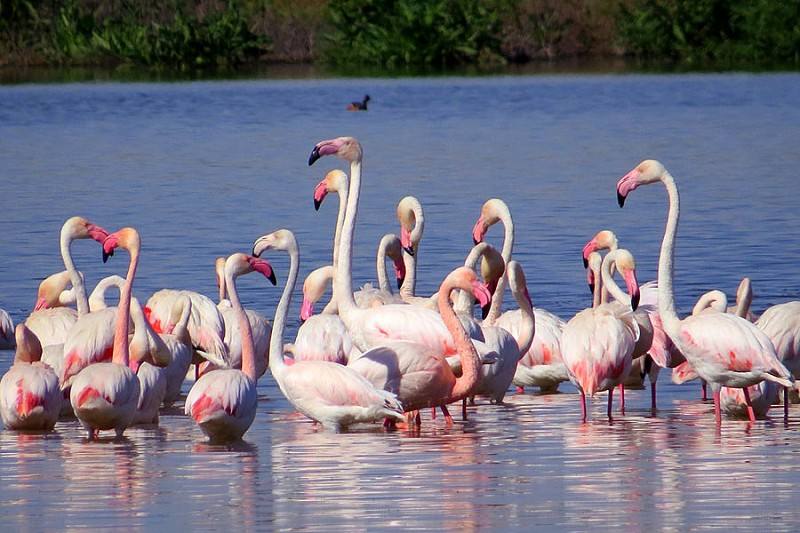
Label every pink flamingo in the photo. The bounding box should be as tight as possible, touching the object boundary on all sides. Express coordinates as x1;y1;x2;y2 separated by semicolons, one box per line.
756;300;800;408
313;168;349;313
348;266;491;425
561;249;641;421
471;198;514;325
308;137;458;355
0;324;61;430
185;253;276;441
252;229;406;431
616;159;796;423
69;228;142;439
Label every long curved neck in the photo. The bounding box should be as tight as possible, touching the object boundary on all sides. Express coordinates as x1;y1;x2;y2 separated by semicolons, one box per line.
376;235;394;295
60;231;88;315
173;299;192;345
693;290;727;315
455;244;487;314
512;285;535;357
400;250;416;299
269;240;299;377
334;159;362;316
656;171;681;337
227;270;257;381
590;258;602;308
485;212;514;325
331;184;348;310
735;278;752;318
112;246;138;367
439;282;480;401
601;255;630;306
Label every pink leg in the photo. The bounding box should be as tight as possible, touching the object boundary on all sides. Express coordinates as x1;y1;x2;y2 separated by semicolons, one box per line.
785;387;790;421
431;407;436;420
581;391;587;422
516;386;524;394
701;380;708;401
441;404;454;426
461;398;467;421
742;387;756;423
650;381;657;411
713;388;721;424
607;387;614;419
414;410;422;427
618;384;625;414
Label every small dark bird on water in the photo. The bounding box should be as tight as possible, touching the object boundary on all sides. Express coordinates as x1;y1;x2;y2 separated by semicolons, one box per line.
347;95;370;111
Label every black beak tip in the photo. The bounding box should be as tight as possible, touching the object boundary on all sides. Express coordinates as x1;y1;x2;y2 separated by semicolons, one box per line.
481;304;491;320
308;148;320;166
397;277;404;290
617;191;626;208
314;199;321;211
631;292;640;312
403;246;415;256
268;272;278;286
588;283;594;295
582;256;589;269
472;237;479;246
102;250;112;263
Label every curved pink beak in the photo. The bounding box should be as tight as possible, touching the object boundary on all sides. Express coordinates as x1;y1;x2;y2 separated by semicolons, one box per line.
400;227;414;255
471;280;492;309
87;223;109;244
300;297;314;322
472;216;486;245
623;269;640;311
582;238;597;268
102;233;120;263
313;180;329;211
34;297;48;311
616;169;641;208
393;258;406;290
248;256;277;285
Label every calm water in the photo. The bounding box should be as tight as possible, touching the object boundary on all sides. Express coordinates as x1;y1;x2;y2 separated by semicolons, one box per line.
1;73;799;530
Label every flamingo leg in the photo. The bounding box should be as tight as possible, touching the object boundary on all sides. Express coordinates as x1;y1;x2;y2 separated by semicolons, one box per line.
516;386;524;394
701;380;708;401
461;398;467;421
195;364;200;382
618;384;625;414
440;404;454;426
785;387;790;421
713;388;721;424
742;387;756;423
607;387;614;419
431;407;436;420
581;391;587;422
650;381;657;411
414;410;422;427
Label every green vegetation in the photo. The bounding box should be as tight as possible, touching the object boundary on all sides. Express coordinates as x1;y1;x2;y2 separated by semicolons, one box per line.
1;0;798;70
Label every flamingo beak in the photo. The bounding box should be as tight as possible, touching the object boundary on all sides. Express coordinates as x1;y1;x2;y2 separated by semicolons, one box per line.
308;146;321;166
394;258;406;290
248;256;277;285
616;169;641;208
624;269;640;311
102;234;119;263
87;223;110;244
400;227;414;256
582;239;597;269
472;216;486;245
300;298;314;322
471;280;492;309
313;180;328;211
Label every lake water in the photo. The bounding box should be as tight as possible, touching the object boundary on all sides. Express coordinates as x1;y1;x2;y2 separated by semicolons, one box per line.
1;72;799;530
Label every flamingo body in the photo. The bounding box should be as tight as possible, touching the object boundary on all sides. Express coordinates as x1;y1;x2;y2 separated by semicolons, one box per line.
0;363;61;430
185;369;257;441
756;301;800;378
70;362;140;436
60;308;117;388
132;362;166;425
293;314;352;364
500;308;569;393
25;308;78;348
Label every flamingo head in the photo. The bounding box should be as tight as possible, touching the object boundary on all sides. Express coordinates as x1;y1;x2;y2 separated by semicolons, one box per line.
314;169;348;211
472;198;508;245
34;270;74;311
14;324;42;364
397;196;422;255
613;249;640;311
102;227;139;263
586;251;602;296
308;137;362;166
479;245;505;318
253;228;297;258
300;265;333;321
582;229;618;268
383;236;406;289
225;253;277;286
506;260;532;309
214;257;226;289
63;216;110;245
446;267;492;310
616;160;667;207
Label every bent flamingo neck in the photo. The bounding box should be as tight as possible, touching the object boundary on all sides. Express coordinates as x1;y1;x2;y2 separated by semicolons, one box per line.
439;280;481;401
227;269;257;381
113;246;139;367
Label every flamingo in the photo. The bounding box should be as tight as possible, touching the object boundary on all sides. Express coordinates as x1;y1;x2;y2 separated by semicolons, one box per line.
561;249;641;421
128;297;169;425
252;229;406;431
313;168;349;314
348;266;492;425
25;271;86;348
0;324;61;430
158;296;194;406
215;256;272;378
293;266;353;364
471;198;514;326
0;309;14;350
756;300;800;406
308;136;459;355
616;159;796;423
185;253;276;442
69;228;142;439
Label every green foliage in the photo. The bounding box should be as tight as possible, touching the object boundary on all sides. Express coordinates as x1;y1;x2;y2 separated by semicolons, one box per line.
323;0;503;67
617;0;800;64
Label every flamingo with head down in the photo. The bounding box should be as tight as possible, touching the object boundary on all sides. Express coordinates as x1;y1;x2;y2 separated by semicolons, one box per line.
616;159;796;424
185;253;276;442
0;324;61;430
253;229;406;431
69;228;142;439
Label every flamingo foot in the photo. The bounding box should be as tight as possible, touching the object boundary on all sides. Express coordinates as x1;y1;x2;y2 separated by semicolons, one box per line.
713;388;721;424
461;398;467;421
441;405;454;426
701;380;708;401
580;391;587;423
742;386;756;423
516;386;525;394
619;384;625;415
608;387;615;420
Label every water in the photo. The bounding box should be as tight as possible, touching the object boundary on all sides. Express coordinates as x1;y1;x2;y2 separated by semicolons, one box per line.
1;72;799;530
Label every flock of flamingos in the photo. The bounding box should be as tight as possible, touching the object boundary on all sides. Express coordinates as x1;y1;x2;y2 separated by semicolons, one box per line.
1;136;799;442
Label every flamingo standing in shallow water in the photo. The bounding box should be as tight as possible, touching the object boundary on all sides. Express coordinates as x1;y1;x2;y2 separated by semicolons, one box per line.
561;249;641;421
0;324;61;430
616;159;796;423
308;136;459;356
253;229;406;431
69;228;142;439
185;253;276;442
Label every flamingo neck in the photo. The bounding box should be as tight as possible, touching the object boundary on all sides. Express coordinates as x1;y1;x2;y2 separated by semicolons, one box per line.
485;210;514;325
227;269;257;381
331;184;347;310
693;290;727;315
439;281;481;401
112;247;138;367
268;239;299;377
400;203;424;300
173;299;192;345
376;235;395;295
454;243;488;314
601;253;630;306
735;278;752;318
656;171;681;338
60;230;88;315
511;281;535;357
334;159;362;317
